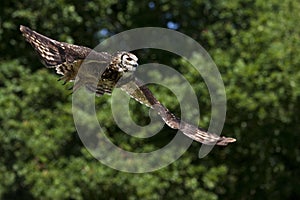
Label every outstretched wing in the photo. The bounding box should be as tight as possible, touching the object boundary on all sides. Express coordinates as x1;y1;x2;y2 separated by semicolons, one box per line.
120;77;236;146
20;25;92;79
20;25;114;94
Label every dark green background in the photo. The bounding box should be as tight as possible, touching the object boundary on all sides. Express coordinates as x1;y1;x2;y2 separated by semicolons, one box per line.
0;0;299;199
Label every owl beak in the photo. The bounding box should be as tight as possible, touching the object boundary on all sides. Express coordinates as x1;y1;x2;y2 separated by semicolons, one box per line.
130;63;138;71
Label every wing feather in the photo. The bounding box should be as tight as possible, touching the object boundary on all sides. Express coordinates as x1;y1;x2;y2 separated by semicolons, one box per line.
20;25;91;68
121;78;236;146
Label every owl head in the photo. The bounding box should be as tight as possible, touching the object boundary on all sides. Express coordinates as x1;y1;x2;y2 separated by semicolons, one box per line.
116;52;138;72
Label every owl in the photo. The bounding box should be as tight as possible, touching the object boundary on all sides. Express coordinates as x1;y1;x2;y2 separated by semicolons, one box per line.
20;25;236;146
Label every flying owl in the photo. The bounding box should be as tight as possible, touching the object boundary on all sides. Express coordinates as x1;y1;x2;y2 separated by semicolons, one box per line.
20;25;236;146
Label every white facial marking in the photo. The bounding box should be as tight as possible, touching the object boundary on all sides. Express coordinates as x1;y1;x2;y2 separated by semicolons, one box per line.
120;53;138;72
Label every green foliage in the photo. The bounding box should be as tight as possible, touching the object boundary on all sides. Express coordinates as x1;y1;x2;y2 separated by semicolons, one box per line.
0;61;224;199
0;0;299;199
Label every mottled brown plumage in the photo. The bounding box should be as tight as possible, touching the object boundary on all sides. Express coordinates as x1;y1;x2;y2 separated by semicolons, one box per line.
20;25;236;146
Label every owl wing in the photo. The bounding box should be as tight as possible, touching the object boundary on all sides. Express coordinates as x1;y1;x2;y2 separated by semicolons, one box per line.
20;25;114;94
120;77;236;146
20;25;91;74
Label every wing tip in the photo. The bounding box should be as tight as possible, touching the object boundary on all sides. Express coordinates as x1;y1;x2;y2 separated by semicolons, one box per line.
20;25;25;31
20;25;34;41
216;137;236;146
20;25;30;33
